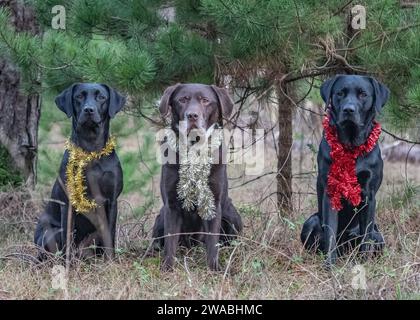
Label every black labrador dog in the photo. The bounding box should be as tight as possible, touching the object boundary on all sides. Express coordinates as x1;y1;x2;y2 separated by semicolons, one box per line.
301;75;389;267
152;83;243;271
34;83;125;259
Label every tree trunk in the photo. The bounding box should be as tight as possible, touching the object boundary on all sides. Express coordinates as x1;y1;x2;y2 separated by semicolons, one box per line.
0;0;40;188
276;82;293;213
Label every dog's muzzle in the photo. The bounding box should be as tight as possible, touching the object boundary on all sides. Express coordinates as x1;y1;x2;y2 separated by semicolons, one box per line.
79;105;102;125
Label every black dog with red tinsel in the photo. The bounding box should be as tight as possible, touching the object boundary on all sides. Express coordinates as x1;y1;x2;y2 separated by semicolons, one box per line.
300;75;389;267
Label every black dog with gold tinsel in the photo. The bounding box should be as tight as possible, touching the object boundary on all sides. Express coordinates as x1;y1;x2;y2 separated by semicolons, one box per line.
34;83;125;259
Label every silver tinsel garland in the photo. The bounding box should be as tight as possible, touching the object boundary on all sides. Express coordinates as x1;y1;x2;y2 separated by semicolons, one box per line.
164;124;223;220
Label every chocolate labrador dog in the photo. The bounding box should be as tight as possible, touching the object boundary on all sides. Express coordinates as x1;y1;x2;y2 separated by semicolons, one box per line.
301;75;389;267
34;83;125;259
152;83;243;271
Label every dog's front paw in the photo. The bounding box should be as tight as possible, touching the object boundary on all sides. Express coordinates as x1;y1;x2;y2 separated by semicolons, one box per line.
208;259;222;272
161;258;175;272
104;248;115;262
360;232;385;258
322;248;338;270
323;256;337;270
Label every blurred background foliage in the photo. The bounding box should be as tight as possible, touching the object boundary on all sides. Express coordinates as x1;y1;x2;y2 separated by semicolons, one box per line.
0;0;419;208
0;0;415;127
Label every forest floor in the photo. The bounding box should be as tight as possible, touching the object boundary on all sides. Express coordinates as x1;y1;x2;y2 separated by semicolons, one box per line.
0;104;419;300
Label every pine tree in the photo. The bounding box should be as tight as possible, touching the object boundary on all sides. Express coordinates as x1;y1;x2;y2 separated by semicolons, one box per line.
0;0;40;188
0;0;419;210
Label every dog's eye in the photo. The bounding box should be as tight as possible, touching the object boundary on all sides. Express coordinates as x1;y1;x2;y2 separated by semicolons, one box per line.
179;96;190;103
336;91;344;97
75;94;84;100
201;97;209;104
359;92;367;98
98;95;106;101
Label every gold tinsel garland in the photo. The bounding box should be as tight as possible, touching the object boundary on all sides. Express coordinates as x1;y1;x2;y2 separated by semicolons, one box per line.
65;136;116;214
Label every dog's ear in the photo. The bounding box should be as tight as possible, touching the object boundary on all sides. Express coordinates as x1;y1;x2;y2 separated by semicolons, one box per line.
366;77;390;113
320;75;344;105
55;83;78;118
159;83;181;117
101;84;126;118
211;85;234;119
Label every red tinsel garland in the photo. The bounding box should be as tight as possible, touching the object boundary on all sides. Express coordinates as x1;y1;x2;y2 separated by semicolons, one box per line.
323;115;381;211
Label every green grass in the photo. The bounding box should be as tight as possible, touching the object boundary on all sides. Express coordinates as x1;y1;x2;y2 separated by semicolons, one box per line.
388;182;418;208
38;92;70;136
37;147;63;186
378;181;419;226
237;203;263;218
0;145;23;189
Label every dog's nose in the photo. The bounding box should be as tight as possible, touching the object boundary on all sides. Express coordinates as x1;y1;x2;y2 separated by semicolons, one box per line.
186;112;199;121
83;106;95;114
343;105;355;114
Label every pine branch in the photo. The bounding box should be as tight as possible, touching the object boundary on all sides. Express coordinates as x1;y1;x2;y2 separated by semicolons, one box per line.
336;23;420;52
292;0;303;34
382;128;420;145
331;0;354;17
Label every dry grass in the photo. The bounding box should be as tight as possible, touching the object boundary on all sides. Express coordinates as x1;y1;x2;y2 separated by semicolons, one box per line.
1;105;419;299
0;158;419;300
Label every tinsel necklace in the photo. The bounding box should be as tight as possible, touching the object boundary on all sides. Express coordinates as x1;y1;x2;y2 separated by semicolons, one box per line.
65;136;116;213
323;115;381;211
164;123;223;220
